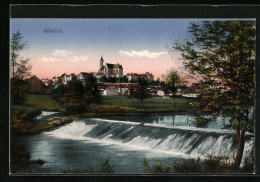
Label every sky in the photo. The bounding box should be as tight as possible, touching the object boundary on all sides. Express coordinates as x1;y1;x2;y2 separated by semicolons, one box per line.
10;18;253;81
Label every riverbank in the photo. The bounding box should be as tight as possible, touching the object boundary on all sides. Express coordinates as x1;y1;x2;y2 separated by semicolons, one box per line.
24;94;193;113
10;107;73;136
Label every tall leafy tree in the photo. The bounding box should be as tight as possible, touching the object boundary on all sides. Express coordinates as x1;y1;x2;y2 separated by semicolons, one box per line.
84;74;101;106
60;76;85;114
173;21;255;169
162;69;187;106
129;78;150;109
10;30;31;79
10;31;31;104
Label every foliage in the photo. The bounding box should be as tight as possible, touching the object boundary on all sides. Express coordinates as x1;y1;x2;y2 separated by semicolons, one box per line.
128;78;150;108
192;117;212;128
52;75;101;114
162;69;187;95
10;30;31;79
97;156;115;173
143;158;170;173
11;77;27;105
51;84;67;103
10;108;41;135
88;105;137;113
59;76;85;114
100;75;128;83
62;156;115;174
84;74;101;105
29;116;73;134
143;154;254;174
10;141;31;173
173;20;255;168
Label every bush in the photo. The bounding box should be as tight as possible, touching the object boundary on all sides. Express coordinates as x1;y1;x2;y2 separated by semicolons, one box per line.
11;108;41;135
97;156;115;174
173;157;201;173
62;156;115;174
11;77;27;105
143;158;171;173
143;154;254;174
88;105;136;113
63;102;85;114
192;117;212;128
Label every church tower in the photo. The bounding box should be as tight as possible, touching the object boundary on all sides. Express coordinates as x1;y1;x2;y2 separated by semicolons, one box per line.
99;55;104;70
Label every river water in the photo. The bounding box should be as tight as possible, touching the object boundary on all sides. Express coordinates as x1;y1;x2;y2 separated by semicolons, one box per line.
24;113;254;174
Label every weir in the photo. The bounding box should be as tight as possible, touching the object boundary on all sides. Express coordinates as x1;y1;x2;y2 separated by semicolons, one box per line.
45;118;255;161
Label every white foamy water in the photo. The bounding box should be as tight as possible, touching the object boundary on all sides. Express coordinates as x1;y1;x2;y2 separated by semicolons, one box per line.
44;118;255;164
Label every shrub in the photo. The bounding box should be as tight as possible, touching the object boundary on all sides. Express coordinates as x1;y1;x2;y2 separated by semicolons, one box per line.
62;156;115;174
11;77;27;105
173;157;201;173
63;102;85;114
10;108;41;135
192;117;212;128
143;154;254;174
97;156;115;174
143;158;171;173
88;105;136;113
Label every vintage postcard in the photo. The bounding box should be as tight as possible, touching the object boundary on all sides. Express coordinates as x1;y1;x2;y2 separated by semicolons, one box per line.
9;14;255;174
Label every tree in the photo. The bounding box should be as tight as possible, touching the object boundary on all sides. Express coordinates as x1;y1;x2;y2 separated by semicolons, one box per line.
129;78;150;109
10;31;31;105
10;30;31;79
173;21;255;169
162;69;187;106
60;76;85;114
84;74;101;106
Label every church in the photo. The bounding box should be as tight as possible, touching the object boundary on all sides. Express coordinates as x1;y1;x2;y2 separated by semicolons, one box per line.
96;56;123;78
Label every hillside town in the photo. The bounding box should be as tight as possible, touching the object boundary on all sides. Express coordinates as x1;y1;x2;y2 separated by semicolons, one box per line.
26;56;200;98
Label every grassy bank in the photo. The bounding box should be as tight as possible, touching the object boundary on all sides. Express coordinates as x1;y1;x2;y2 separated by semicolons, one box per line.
95;96;192;112
11;106;73;136
24;94;62;111
24;94;192;113
28;116;73;134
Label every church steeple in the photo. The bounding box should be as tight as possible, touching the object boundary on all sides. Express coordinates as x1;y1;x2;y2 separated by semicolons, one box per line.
99;54;104;70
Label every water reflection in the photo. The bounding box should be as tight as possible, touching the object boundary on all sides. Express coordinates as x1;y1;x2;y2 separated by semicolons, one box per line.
98;114;229;129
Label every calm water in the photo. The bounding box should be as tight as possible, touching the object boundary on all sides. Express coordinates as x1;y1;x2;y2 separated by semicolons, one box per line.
98;113;230;130
23;114;254;174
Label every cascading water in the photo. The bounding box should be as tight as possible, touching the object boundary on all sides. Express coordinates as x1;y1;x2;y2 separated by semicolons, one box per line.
46;118;255;163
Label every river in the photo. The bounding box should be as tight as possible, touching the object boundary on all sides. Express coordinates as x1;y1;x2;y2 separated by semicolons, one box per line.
24;113;254;174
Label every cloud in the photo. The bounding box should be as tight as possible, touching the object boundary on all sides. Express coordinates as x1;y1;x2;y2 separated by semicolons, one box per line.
40;57;61;62
51;49;71;57
119;50;167;58
70;55;89;62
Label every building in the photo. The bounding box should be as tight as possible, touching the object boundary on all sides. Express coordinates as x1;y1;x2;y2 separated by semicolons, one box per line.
103;85;119;96
97;56;123;78
126;72;154;83
26;75;43;93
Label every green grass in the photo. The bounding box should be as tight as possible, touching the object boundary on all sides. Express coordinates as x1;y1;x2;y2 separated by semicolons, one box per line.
24;94;62;111
24;94;192;113
95;96;192;112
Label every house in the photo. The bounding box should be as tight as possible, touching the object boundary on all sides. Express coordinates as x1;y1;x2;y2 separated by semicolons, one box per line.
97;56;123;78
103;85;119;96
126;72;154;83
65;73;75;83
157;89;170;97
77;72;89;80
26;75;43;93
